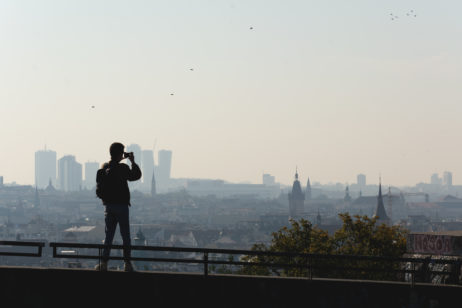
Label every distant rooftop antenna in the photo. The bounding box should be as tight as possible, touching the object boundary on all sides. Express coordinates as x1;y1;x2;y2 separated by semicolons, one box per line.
153;139;158;165
388;186;392;224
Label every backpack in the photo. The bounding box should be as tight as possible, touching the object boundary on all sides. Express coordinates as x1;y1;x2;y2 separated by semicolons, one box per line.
96;164;119;200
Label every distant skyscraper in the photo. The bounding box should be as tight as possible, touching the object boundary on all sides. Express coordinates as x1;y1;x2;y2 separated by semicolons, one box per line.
443;171;453;187
0;176;3;187
288;170;305;219
262;174;275;185
84;162;99;189
141;150;154;184
157;150;172;187
35;148;57;189
430;173;442;185
357;174;366;187
58;155;82;191
126;144;142;167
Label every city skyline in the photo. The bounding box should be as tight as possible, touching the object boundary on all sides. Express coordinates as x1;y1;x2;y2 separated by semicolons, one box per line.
32;145;173;191
2;1;462;186
14;146;458;189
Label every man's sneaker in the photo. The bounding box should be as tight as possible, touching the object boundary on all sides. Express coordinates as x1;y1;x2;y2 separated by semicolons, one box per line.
94;261;108;271
124;261;135;272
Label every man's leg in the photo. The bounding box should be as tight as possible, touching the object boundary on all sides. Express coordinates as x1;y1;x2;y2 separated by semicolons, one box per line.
103;206;118;262
118;205;132;262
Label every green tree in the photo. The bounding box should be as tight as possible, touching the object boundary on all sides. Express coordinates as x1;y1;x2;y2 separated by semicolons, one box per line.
240;213;408;280
333;213;407;257
240;219;334;277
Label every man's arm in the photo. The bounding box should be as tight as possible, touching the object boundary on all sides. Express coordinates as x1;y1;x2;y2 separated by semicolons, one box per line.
127;162;142;181
126;154;142;181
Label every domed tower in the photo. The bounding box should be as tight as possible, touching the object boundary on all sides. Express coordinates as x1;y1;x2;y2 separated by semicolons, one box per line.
288;169;305;219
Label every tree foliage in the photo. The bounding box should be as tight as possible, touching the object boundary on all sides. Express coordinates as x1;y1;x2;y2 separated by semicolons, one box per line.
239;213;408;280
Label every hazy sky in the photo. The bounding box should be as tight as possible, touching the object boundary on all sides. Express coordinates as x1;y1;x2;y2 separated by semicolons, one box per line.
1;1;462;186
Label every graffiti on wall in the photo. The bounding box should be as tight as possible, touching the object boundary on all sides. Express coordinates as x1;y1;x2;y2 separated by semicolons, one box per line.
408;234;454;255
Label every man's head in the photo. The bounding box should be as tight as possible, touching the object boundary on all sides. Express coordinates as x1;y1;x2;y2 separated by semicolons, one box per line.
110;142;125;161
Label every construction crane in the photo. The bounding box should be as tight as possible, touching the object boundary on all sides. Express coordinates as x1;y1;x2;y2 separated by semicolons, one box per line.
399;191;429;203
388;186;392;222
385;189;429;224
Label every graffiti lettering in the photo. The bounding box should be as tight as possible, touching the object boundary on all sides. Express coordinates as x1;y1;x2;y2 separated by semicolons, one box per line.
410;234;453;255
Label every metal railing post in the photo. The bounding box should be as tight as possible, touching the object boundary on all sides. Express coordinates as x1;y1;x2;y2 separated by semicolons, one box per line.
308;255;312;280
204;252;208;277
452;260;461;284
98;247;102;269
411;262;415;287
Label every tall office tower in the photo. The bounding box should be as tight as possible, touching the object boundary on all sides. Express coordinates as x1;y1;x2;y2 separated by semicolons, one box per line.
430;173;441;185
126;144;142;167
443;171;453;187
58;155;82;191
84;162;99;189
141;150;154;184
0;176;3;187
157;149;172;186
357;174;366;187
35;148;57;189
262;174;276;185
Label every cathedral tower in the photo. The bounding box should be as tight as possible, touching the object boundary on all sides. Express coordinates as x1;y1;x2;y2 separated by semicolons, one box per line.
288;169;305;219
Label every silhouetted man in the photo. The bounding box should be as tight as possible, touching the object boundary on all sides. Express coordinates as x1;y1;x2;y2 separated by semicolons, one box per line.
95;142;142;271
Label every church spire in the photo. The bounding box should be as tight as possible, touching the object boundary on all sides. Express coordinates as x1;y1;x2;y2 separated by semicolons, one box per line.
374;177;389;224
344;186;352;202
305;177;312;200
34;186;40;208
151;171;157;196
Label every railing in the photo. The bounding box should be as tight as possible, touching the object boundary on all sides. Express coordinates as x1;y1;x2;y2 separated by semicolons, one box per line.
48;242;462;284
0;240;45;257
0;240;459;284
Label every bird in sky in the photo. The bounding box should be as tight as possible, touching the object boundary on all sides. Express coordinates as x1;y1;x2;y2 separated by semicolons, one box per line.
406;10;416;17
249;27;253;30
389;13;399;21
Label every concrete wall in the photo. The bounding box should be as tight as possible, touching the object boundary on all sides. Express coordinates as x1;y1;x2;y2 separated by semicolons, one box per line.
0;266;460;308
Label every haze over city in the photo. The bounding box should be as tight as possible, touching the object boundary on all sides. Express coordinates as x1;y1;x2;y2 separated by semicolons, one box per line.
2;0;462;186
